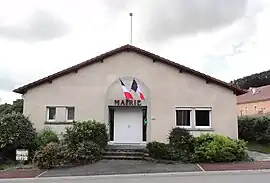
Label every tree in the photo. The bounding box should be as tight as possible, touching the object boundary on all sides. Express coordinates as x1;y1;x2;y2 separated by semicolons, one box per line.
0;112;37;159
0;99;23;117
231;69;270;89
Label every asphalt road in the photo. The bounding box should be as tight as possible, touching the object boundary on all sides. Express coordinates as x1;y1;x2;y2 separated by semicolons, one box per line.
1;171;270;183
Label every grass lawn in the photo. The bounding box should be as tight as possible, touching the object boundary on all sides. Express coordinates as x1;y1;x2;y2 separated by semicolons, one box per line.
0;163;17;171
0;159;24;171
247;142;270;154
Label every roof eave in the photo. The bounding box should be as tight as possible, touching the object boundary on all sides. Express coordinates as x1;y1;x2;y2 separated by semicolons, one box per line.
13;88;26;94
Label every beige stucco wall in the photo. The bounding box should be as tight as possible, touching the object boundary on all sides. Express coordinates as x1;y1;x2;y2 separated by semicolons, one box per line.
23;51;238;142
237;100;270;116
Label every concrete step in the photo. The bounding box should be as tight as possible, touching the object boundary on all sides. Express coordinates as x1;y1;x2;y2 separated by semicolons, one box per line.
104;151;148;156
103;155;145;160
105;148;148;153
105;144;147;152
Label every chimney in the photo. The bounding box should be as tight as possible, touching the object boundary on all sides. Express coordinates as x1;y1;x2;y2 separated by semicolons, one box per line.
251;88;257;95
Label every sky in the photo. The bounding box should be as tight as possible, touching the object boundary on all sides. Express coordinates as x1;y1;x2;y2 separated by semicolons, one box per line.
0;0;270;104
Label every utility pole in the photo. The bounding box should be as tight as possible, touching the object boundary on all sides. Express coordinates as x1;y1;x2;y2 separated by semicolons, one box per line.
129;12;133;45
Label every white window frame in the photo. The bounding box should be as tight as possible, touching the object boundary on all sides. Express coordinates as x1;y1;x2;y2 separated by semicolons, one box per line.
46;107;56;122
66;107;75;122
194;108;212;129
175;108;192;128
175;107;212;129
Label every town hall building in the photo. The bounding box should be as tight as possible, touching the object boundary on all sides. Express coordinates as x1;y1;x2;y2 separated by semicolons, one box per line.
13;45;246;144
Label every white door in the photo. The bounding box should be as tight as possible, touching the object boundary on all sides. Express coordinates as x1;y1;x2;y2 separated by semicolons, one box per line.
114;108;142;143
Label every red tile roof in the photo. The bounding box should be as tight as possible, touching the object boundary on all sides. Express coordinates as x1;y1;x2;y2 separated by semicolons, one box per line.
13;44;246;95
237;85;270;104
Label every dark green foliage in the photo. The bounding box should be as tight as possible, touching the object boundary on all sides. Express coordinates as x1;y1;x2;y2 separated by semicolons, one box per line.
0;112;37;159
193;133;248;163
70;141;103;164
10;99;23;114
231;69;270;89
63;120;109;148
238;115;270;144
147;128;248;163
168;127;195;153
33;142;63;169
33;119;106;169
0;99;23;118
36;128;59;148
33;141;103;169
146;141;184;161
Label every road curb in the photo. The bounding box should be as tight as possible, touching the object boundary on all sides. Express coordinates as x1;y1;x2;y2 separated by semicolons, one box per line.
2;169;270;182
196;164;205;171
35;170;48;178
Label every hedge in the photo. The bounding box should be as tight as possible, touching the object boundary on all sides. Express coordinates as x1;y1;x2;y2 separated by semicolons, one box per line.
36;128;59;149
193;134;248;162
0;112;37;160
147;127;249;163
33;141;103;169
33;120;106;169
238;115;270;144
63;120;109;148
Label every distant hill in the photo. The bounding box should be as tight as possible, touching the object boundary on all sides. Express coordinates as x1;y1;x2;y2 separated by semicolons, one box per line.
231;69;270;89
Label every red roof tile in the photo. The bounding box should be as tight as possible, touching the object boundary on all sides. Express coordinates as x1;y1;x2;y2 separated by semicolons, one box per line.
237;85;270;104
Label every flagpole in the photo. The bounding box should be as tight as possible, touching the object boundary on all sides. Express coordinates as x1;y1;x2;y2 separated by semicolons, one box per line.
129;12;133;45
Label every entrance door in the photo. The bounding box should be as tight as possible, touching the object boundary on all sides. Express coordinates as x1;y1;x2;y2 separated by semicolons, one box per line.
114;108;142;143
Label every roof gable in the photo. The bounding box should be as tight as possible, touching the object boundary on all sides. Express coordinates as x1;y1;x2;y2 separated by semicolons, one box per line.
13;44;246;95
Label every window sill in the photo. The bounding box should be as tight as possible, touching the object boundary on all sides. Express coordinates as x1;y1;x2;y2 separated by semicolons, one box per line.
185;128;214;131
176;126;192;128
45;121;74;125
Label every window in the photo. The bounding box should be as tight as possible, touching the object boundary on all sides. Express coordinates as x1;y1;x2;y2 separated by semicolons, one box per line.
66;107;75;121
175;107;212;129
240;110;243;117
195;110;211;127
176;109;191;127
47;107;56;121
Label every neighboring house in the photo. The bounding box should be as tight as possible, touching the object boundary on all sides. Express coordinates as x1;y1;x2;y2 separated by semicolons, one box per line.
237;85;270;116
13;45;245;144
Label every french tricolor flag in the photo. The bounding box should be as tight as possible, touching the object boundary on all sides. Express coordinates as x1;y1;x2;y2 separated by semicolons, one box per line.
119;79;133;100
131;79;145;100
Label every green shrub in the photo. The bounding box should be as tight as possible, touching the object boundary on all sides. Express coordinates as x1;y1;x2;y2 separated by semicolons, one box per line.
63;120;108;148
70;141;103;164
33;141;103;169
0;112;37;159
37;128;59;148
238;115;270;144
194;133;248;163
146;141;184;161
168;127;195;153
32;142;65;169
238;116;257;141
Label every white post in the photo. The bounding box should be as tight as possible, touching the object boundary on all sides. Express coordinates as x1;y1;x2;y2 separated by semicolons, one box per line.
129;13;133;45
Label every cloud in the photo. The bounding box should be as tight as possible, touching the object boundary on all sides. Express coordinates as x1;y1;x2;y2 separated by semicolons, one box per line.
103;0;134;13
103;0;248;42
143;0;248;42
0;90;21;104
0;10;69;42
201;1;265;78
0;75;18;91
